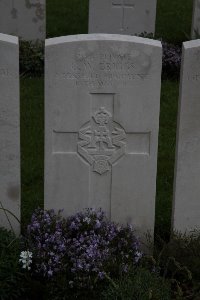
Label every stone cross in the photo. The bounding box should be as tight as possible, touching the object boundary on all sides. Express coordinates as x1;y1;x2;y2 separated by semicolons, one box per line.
53;93;150;218
112;0;135;31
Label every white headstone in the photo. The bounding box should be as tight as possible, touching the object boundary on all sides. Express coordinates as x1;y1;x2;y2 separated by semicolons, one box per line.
0;33;20;234
45;34;162;237
172;40;200;233
192;0;200;39
89;0;157;36
0;0;45;41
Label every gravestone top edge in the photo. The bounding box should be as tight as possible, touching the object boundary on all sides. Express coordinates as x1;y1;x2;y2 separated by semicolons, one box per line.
45;34;161;48
0;33;18;44
183;39;200;49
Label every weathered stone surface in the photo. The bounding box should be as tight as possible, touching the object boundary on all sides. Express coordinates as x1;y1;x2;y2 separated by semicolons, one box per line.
172;40;200;233
192;0;200;39
0;0;45;41
0;33;20;234
89;0;157;36
45;34;162;237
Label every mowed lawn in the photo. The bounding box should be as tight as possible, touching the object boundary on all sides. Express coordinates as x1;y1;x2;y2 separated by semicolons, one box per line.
21;78;44;226
21;0;193;236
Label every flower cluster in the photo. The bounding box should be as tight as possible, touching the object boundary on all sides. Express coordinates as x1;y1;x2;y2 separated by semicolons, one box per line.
27;209;66;277
162;41;182;78
19;251;33;270
25;208;142;289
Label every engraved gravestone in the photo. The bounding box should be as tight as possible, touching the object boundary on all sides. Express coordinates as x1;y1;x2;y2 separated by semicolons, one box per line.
0;33;20;234
45;34;162;237
88;0;157;36
172;40;200;232
192;0;200;39
0;0;45;41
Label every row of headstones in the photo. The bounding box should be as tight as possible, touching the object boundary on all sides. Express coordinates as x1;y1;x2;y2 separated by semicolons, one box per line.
0;0;200;41
1;32;200;239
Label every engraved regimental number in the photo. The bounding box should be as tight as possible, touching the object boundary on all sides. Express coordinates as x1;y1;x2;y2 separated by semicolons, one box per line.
78;107;126;175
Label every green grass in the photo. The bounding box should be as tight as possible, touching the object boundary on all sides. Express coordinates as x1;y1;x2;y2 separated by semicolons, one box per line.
155;80;179;238
102;268;171;300
155;0;193;44
46;0;89;38
20;78;44;227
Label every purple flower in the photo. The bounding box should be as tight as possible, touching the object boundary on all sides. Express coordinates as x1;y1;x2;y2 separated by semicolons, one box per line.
98;271;105;279
48;269;53;277
26;208;67;277
162;41;182;78
135;251;143;263
25;208;141;289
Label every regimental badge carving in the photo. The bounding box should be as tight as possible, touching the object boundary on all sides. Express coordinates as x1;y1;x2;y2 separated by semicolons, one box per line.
78;107;126;175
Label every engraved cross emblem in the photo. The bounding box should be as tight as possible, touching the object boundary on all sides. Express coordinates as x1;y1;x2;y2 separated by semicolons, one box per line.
112;0;135;31
53;93;150;213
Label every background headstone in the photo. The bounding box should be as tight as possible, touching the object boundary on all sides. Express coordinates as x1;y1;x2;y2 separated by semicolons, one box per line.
45;34;162;237
0;33;20;234
88;0;157;36
192;0;200;39
172;40;200;233
0;0;45;41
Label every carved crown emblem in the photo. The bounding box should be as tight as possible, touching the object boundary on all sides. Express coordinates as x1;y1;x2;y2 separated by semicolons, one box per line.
93;107;111;125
